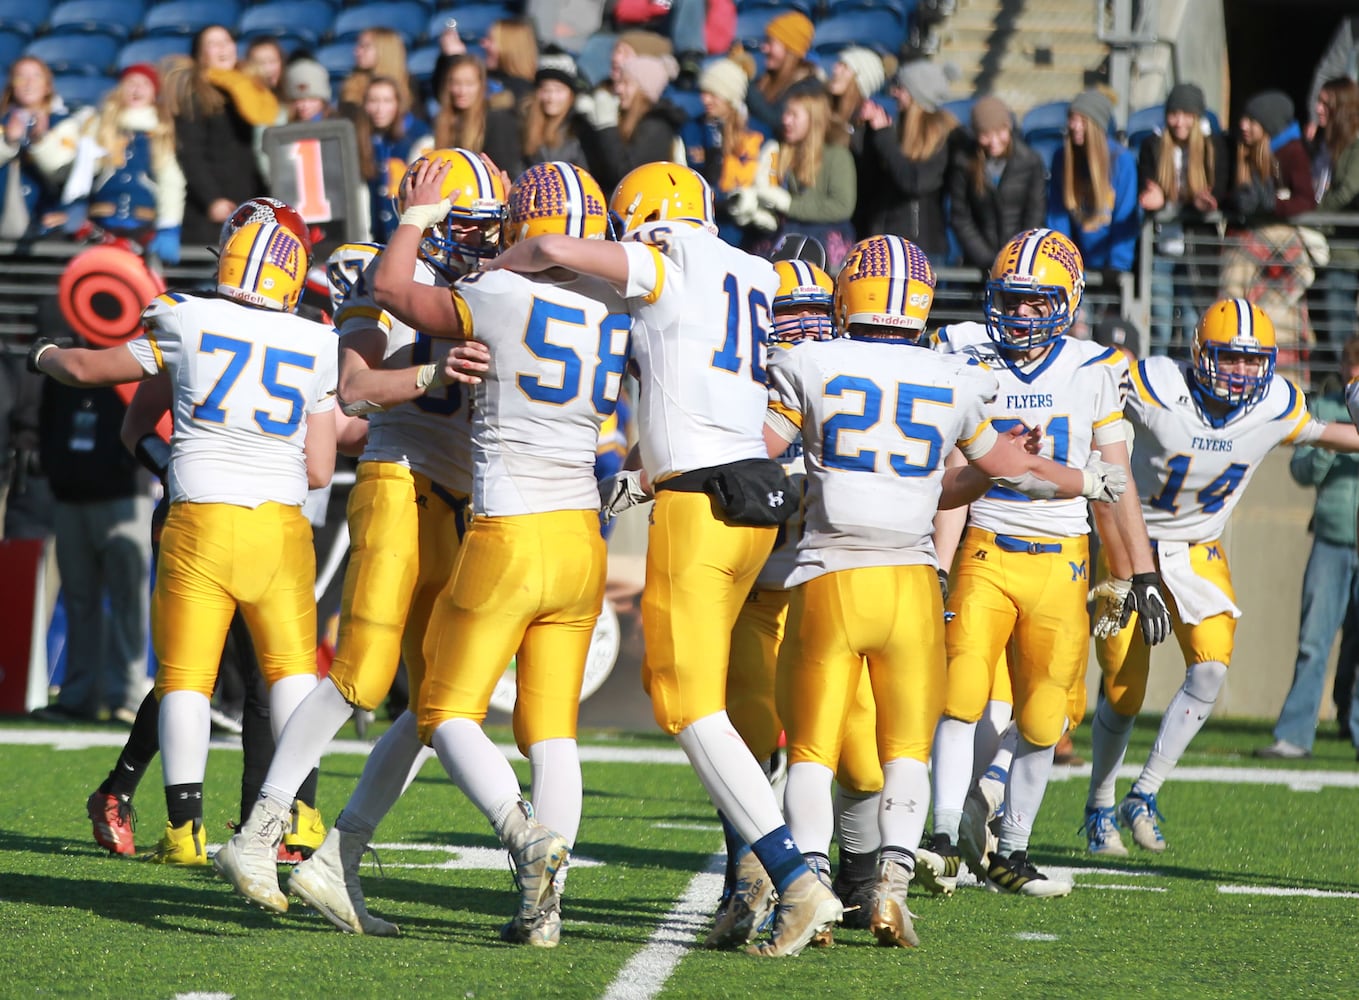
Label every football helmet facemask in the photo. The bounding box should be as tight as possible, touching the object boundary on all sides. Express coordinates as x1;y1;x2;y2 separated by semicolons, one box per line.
771;260;835;342
834;235;937;340
506;161;609;245
401;148;507;278
324;241;382;312
1192;297;1277;409
217;221;307;312
610;162;716;236
983;228;1085;351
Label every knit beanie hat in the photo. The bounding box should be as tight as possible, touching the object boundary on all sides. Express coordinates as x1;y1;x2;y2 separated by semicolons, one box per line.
120;62;160;94
536;48;581;90
1069;89;1114;133
970;95;1012;134
894;59;950;113
622;54;678;105
836;46;885;100
1242;89;1294;138
699;57;749;109
766;11;814;60
283;60;331;103
616;30;673;59
1165;82;1206;117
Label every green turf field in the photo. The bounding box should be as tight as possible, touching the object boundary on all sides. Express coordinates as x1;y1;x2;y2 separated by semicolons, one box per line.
1;716;1356;999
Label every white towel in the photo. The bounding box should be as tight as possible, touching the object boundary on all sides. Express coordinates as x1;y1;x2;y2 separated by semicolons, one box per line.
1156;540;1241;625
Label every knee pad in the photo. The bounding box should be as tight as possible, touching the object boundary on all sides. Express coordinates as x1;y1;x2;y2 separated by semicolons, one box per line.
1014;683;1068;748
942;651;993;723
1185;660;1228;703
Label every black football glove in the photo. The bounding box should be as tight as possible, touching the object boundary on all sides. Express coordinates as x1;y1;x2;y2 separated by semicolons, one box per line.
1122;572;1172;645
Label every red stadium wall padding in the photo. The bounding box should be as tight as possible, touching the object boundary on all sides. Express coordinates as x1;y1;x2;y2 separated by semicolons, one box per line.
57;245;166;348
0;539;46;716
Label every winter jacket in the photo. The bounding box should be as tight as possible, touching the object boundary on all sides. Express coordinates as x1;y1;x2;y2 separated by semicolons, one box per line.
858;119;957;260
1227;125;1317;224
948;136;1047;269
578;98;688;194
1045;134;1141;271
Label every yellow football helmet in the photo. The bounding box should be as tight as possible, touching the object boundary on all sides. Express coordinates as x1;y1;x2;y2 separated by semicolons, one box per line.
771;260;835;342
983;228;1085;350
610;162;716;235
834;235;937;339
217;221;307;312
1192;297;1277;408
506;161;609;245
402;147;507;276
324;241;382;312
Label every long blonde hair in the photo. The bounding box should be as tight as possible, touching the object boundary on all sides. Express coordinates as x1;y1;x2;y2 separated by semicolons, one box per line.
780;90;829;189
94;78;176;167
341;29;411;111
1062;113;1114;225
433;55;486;151
898;103;955;160
1153;118;1214;205
487;19;538;83
828;80;860;147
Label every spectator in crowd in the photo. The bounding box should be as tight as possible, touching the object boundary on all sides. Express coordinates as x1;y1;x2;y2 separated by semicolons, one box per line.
61;63;185;264
827;46;888;153
356;76;431;242
1221;89;1319;368
172;25;279;246
948;94;1047;270
434;17;540;112
747;11;818;138
857;59;958;263
1137;82;1230;354
684;56;765;247
525;0;608;63
738;88;857;269
1257;336;1359;759
1;56;83;240
432;54;524;178
578;54;684;193
1306;12;1359;141
1046;89;1140;277
1313;78;1359;346
340;29;414;123
244;37;288;115
2;336;53;540
604;0;709;84
282;59;337;124
520;50;588;169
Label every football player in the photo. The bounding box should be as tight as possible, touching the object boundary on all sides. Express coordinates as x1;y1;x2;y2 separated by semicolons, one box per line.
30;220;337;864
364;158;629;947
919;228;1167;896
1084;299;1359;854
215;149;500;931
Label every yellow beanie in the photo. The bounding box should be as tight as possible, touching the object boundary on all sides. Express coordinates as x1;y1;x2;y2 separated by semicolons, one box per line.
766;12;814;60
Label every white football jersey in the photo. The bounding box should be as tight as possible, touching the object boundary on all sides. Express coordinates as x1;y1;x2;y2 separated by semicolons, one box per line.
767;338;999;587
619;222;778;482
335;254;473;495
1128;356;1321;543
934;323;1126;538
129;292;337;507
451;268;631;516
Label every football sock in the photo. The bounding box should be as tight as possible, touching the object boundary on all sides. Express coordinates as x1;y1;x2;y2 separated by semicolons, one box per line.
880;757;930;857
296;769;319;811
431;717;523;830
833;787;881;856
159;690;210;787
803;851;831;883
972;702;1013;784
337;710;431;840
1134;660;1227;798
879;845;915;874
717;812;746;892
103;689;160;800
997;736;1054;856
993;722;1019;774
258;676;350;808
930;715;975;840
165;782;203;828
675;711;788;846
836;848;877;886
784;761;834;857
751;825;810;895
1088;694;1135;809
239;689;274;822
529;737;582;846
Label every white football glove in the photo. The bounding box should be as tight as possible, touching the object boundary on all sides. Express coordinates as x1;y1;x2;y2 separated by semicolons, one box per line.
399;198;452;232
726;187;759;225
1081;449;1128;503
599;469;650;523
576;89;619;130
991;469;1060;500
1089;576;1132;639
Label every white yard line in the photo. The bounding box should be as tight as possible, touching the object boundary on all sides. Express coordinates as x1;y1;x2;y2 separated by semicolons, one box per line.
1218;885;1359;900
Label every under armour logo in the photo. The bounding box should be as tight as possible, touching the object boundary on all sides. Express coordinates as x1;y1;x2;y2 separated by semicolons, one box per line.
1070;560;1087;581
767;490;785;508
973;549;987;560
783;838;796;851
883;797;917;812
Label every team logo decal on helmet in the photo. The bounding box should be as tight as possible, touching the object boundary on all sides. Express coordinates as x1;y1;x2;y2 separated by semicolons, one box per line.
983;228;1085;350
217;221;307;312
507;162;609;244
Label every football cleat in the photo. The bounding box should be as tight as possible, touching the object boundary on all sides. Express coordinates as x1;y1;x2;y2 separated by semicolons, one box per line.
402;147;507;276
746;870;844;958
868;859;919;949
217;221;307;313
958;771;1004;879
985;850;1072;898
1192;298;1277;410
1118;790;1167;852
1080;805;1129;857
771;259;835;343
915;833;962;895
834;234;937;339
830;870;877;930
289;827;400;936
500;893;562;948
983;228;1085;350
143;818;206;866
282;799;326;862
705;850;777;949
501;800;570;935
609;162;716;236
505;161;609;245
213;797;291;912
87;790;136;857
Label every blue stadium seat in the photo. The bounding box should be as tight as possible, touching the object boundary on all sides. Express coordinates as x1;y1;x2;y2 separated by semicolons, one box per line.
333;2;427;46
736;0;815;15
24;33;118;75
1021;100;1068;138
942;97;977;128
1027;132;1063;176
46;0;145;40
823;0;916;19
663;86;703;123
143;0;241;37
407;43;440;84
0;0;51;36
812;11;905;57
426;5;510;44
0;27;28;67
237;1;334;48
734;8;780;49
313;40;354;80
52;71;114;108
1125;103;1163;152
116;35;192;70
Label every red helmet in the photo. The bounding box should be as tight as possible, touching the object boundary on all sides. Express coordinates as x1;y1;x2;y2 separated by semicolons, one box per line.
218;197;312;256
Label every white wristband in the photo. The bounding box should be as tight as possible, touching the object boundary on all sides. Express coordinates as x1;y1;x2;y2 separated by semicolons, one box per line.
399;199;452;232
